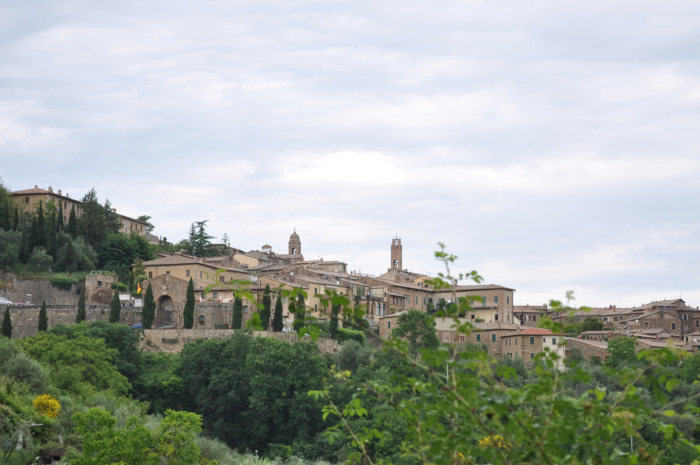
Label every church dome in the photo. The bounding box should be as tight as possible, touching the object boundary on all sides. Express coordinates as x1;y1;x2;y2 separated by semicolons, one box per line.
290;230;300;240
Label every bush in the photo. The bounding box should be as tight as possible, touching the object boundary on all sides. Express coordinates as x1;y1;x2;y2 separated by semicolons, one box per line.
3;352;49;393
337;327;365;344
50;275;77;291
116;283;128;292
335;340;373;373
214;323;229;329
33;394;61;418
28;247;53;272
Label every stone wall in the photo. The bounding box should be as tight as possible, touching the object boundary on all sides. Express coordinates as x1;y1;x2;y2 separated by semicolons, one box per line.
565;338;608;362
0;273;80;305
85;273;119;305
6;305;142;339
140;329;340;355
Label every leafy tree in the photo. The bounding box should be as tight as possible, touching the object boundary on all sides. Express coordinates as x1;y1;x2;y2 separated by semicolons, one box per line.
109;290;121;324
102;199;123;235
232;296;243;330
38;300;48;332
0;230;21;269
29;201;45;251
68;205;78;238
330;303;340;339
137;215;155;233
17;331;130;397
335;340;372;373
76;287;86;323
28;246;53;271
582;317;604;332
19;229;30;263
221;232;230;246
391;309;439;357
79;188;108;246
260;285;272;330
605;336;638;367
2;307;12;338
272;297;284;332
143;283;156;329
183;278;195;329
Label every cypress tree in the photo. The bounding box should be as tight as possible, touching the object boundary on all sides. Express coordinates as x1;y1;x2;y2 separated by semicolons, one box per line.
76;287;86;323
260;284;272;330
36;201;45;248
19;230;30;263
13;206;19;231
109;290;121;323
330;303;340;339
57;202;64;232
68;206;77;239
272;297;284;332
38;300;48;332
183;278;194;329
46;213;57;260
142;283;155;329
64;240;76;272
1;307;11;338
293;292;305;332
232;296;243;329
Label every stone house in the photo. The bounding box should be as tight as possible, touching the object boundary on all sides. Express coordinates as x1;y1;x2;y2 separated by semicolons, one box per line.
500;328;566;369
513;305;546;327
565;338;608;363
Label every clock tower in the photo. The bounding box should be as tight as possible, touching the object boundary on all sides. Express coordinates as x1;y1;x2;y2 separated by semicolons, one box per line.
391;237;402;270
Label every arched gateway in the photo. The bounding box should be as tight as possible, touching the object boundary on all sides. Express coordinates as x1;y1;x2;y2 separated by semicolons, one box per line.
154;295;174;328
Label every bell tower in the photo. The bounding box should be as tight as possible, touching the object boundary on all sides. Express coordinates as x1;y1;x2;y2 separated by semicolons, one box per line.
288;230;301;256
391;237;402;270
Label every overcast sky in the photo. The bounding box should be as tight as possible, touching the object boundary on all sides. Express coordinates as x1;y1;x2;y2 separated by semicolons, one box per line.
1;0;699;308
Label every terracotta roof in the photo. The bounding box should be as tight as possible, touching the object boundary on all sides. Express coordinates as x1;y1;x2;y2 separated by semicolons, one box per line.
11;187;81;202
501;328;558;337
452;284;516;292
471;322;521;331
634;299;685;310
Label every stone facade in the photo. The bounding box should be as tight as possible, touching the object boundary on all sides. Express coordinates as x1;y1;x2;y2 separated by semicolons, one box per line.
6;305;142;339
140;329;340;354
84;273;119;305
0;273;80;305
565;338;608;362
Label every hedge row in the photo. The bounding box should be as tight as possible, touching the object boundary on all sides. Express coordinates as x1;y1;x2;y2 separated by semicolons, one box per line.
50;276;77;291
337;327;365;344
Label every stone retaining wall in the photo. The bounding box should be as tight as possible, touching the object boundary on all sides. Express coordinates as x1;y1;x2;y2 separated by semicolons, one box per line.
0;273;80;306
140;329;340;355
6;305;142;339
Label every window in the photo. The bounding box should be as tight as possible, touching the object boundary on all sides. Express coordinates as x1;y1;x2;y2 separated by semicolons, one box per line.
530;352;534;359
645;321;649;328
444;334;450;342
388;321;391;329
672;323;676;330
476;334;481;342
515;338;518;345
186;270;190;277
201;293;205;299
415;296;418;304
494;296;498;304
614;317;618;322
491;334;496;342
314;304;318;311
482;296;486;307
200;271;203;278
533;316;537;321
220;276;225;283
471;314;475;320
459;335;466;342
166;271;170;275
244;305;249;314
495;314;499;321
507;296;510;304
212;293;218;299
97;280;102;287
552;338;557;345
198;315;205;325
423;297;426;305
530;337;535;344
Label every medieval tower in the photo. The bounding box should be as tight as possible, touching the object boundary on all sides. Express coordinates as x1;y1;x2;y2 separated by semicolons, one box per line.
288;230;301;255
391;237;402;270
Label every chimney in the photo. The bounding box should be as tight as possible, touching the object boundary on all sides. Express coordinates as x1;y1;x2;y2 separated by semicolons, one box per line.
48;186;53;193
516;327;521;334
58;190;62;195
35;185;38;188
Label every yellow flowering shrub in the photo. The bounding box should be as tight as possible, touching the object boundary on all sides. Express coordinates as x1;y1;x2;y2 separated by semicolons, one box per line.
477;435;511;449
33;394;61;418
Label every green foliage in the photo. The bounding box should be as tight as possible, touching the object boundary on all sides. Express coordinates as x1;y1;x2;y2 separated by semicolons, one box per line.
2;306;11;338
391;309;439;356
17;331;130;397
28;246;53;271
72;407;206;465
336;327;365;344
272;297;284;332
335;340;372;373
260;285;272;330
0;229;21;269
68;205;78;238
76;287;86;323
606;336;638;367
109;290;121;324
98;231;155;277
4;352;49;393
38;300;48;332
330;304;339;339
143;283;156;329
582;317;604;332
232;296;243;330
50;274;77;291
177;332;327;454
188;220;215;257
184;278;195;329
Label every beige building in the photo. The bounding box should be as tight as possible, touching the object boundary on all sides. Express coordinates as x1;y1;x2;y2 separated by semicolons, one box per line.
11;185;149;236
501;328;566;369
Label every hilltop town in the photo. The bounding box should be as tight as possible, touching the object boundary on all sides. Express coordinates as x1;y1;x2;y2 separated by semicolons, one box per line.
1;183;697;368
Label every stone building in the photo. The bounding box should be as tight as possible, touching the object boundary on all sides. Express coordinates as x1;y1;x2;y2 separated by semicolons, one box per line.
500;328;566;369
